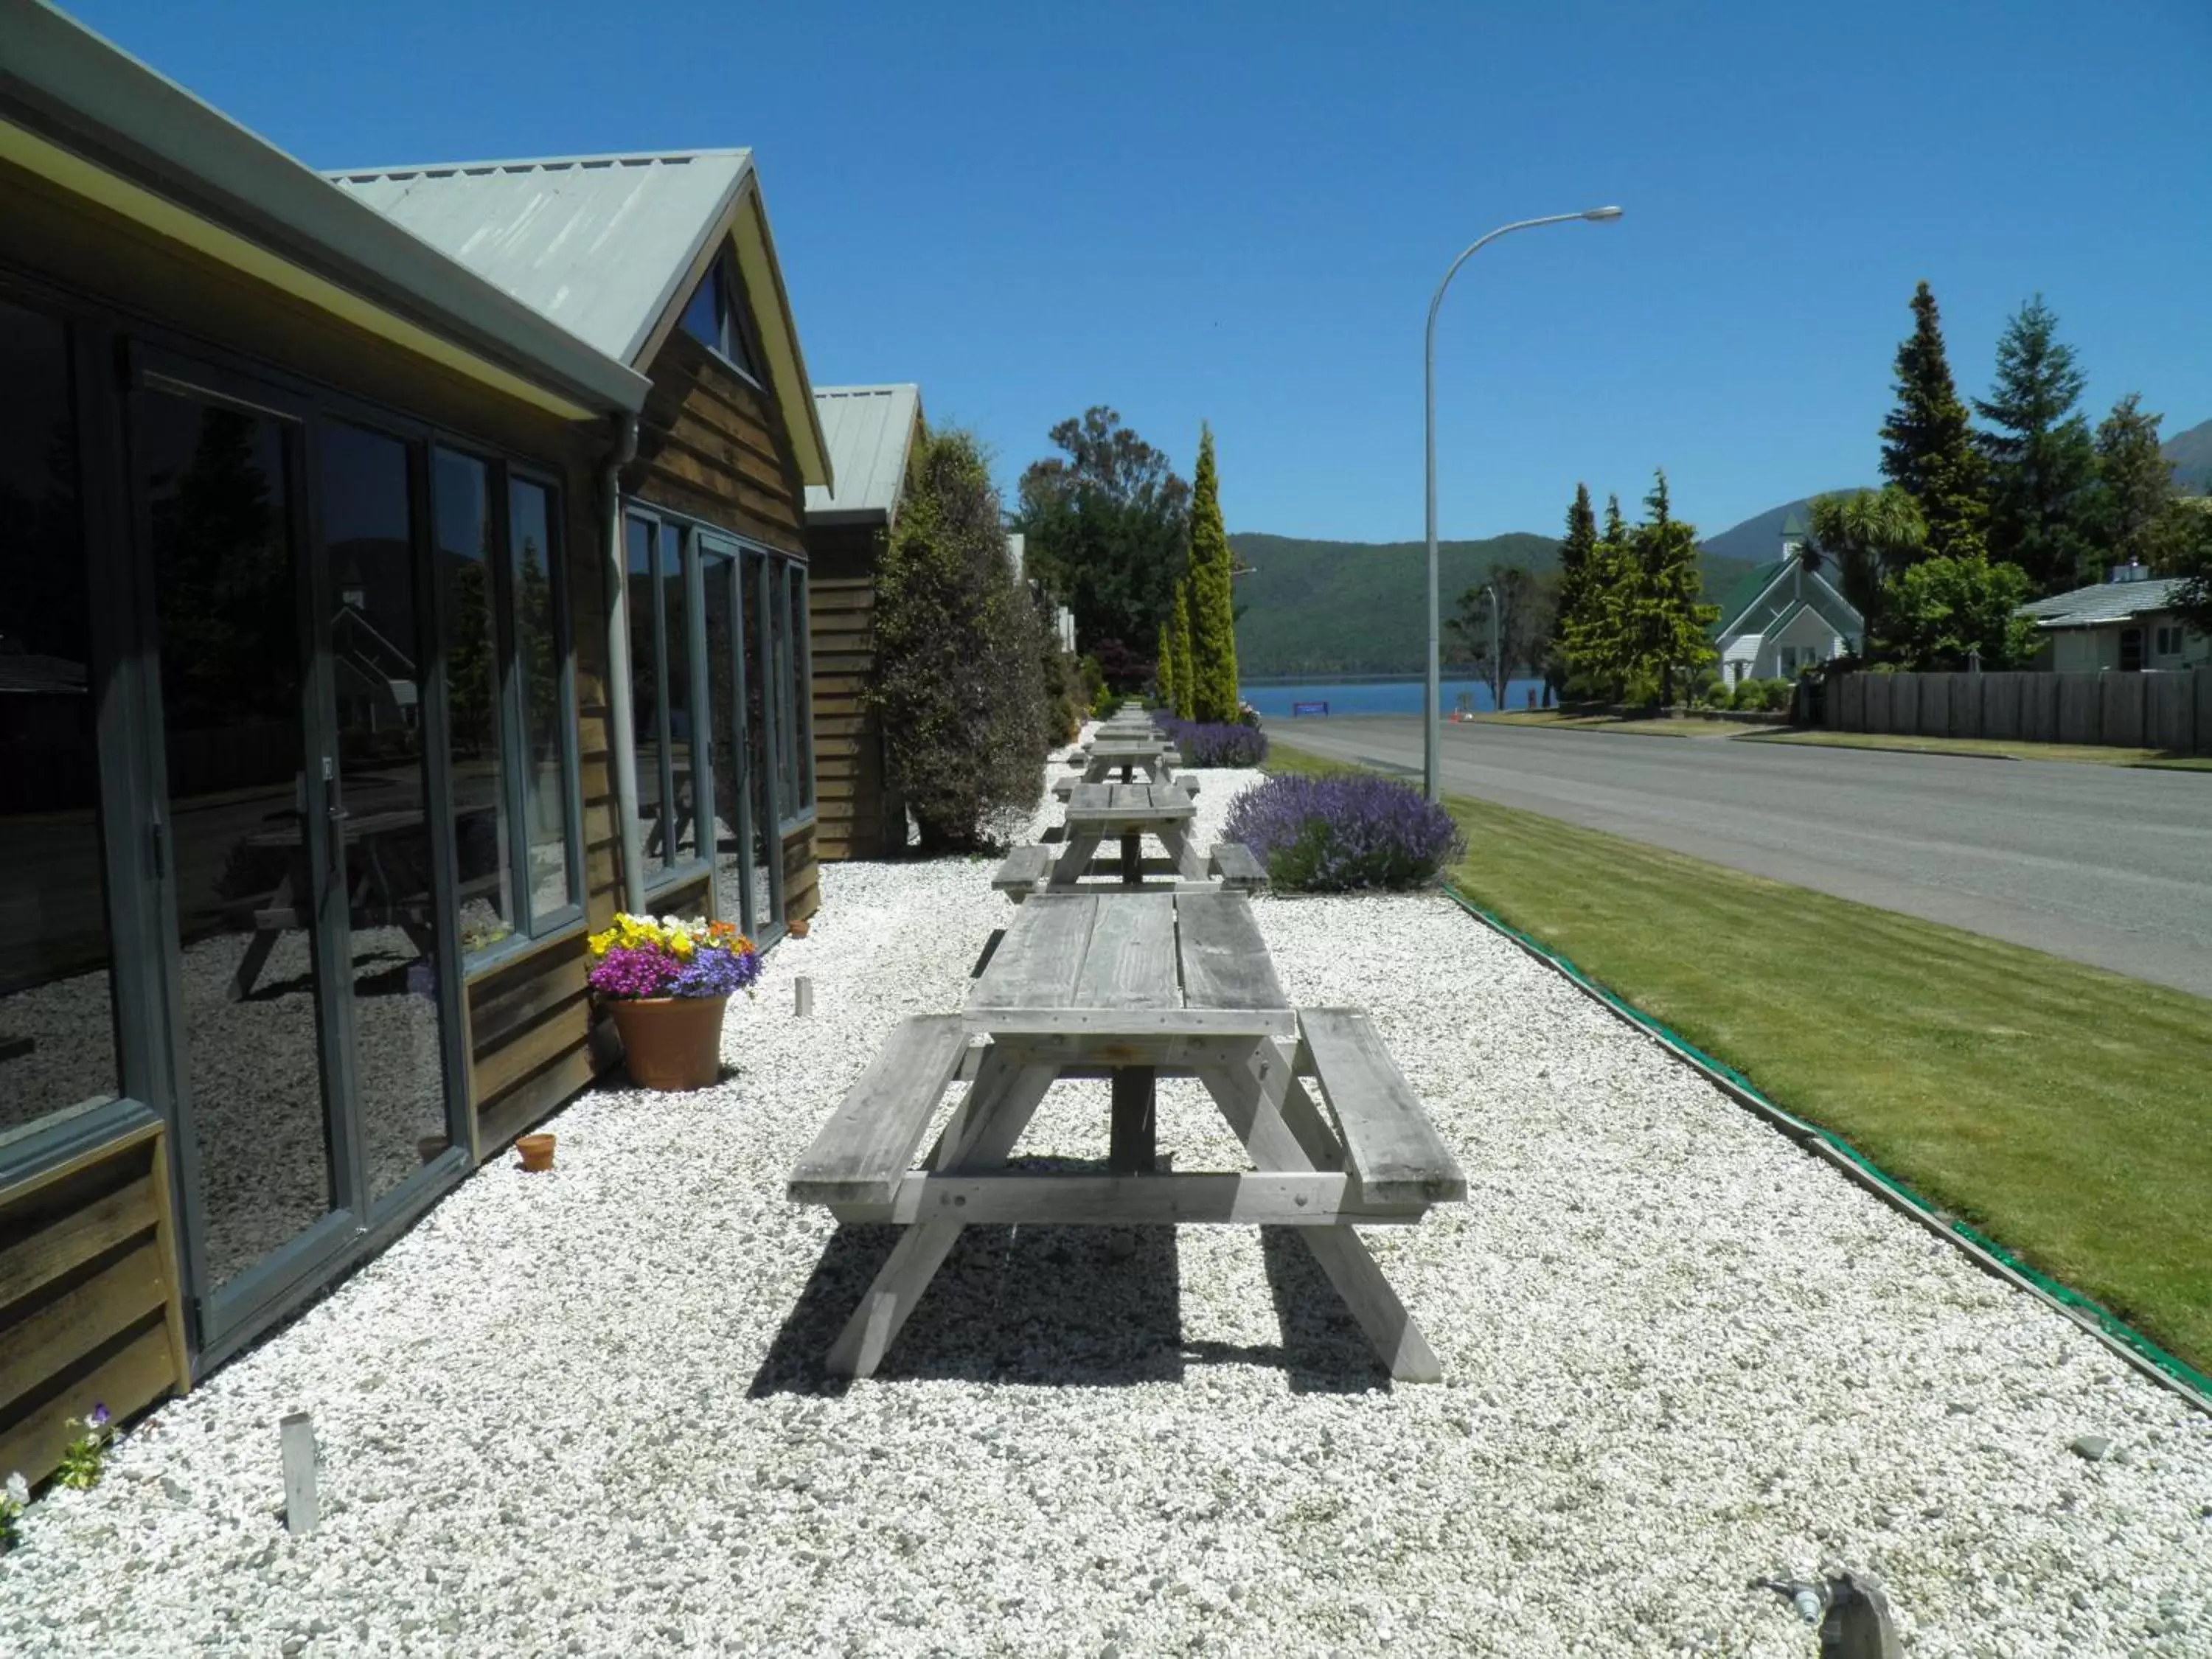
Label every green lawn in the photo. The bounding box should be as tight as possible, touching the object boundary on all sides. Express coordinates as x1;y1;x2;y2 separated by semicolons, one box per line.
1739;727;2212;771
1267;740;2212;1374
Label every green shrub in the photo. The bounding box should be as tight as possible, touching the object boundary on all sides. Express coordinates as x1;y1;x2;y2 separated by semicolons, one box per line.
871;428;1050;851
1731;678;1767;712
1091;682;1120;719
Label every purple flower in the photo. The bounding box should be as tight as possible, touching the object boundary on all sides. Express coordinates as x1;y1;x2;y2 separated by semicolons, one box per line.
667;942;762;998
1221;774;1463;892
585;945;678;1000
1156;719;1268;768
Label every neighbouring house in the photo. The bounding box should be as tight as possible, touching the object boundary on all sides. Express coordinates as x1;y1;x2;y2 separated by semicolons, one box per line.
1708;512;1864;684
0;4;830;1484
2017;565;2209;672
804;384;923;860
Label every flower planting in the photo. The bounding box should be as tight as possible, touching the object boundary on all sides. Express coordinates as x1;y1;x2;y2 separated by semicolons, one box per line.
55;1405;111;1492
1222;773;1464;892
1158;717;1269;768
586;915;762;1002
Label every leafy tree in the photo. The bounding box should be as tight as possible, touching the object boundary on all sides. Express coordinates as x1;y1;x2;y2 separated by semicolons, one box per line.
1803;485;1927;648
1155;620;1176;711
1880;282;1988;562
1183;424;1239;720
1562;494;1633;698
2091;393;2177;572
1882;555;2039;669
870;428;1049;850
1542;483;1600;698
1170;577;1196;720
2163;501;2212;636
1449;563;1550;711
1013;407;1189;658
1976;295;2099;593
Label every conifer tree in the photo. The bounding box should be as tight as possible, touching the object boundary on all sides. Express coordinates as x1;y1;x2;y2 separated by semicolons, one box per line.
2092;393;2176;572
1170;577;1196;720
1544;483;1599;694
1155;621;1176;710
1618;471;1718;706
1564;493;1634;698
1976;295;2098;594
1879;282;1988;562
1183;424;1239;720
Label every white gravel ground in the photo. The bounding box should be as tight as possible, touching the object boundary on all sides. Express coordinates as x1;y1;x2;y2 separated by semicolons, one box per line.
3;737;2208;1657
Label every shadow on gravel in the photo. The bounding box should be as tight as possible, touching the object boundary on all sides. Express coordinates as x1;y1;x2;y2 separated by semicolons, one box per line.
749;1169;1393;1397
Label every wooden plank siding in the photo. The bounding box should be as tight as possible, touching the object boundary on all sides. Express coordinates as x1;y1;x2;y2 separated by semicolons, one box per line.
808;569;904;860
0;1121;189;1489
628;328;809;558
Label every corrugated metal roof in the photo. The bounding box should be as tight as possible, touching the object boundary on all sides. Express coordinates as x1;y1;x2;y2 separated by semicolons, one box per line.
325;151;752;365
2018;575;2190;629
805;385;921;524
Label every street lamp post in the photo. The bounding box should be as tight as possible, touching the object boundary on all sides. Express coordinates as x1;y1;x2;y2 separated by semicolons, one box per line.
1424;205;1622;801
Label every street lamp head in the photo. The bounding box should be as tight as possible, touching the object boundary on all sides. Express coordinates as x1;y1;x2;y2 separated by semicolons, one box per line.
1582;205;1624;222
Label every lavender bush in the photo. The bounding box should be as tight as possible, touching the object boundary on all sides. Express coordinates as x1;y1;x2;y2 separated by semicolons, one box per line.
1221;773;1464;892
1158;717;1269;768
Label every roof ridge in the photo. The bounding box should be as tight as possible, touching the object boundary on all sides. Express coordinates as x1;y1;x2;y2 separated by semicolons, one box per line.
325;148;752;181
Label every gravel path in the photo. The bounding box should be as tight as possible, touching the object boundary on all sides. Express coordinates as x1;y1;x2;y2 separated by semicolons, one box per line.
4;741;2207;1656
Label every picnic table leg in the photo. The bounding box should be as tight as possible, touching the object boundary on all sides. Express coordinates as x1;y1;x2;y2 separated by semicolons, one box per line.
824;1052;1057;1379
1158;825;1206;883
1051;829;1102;888
229;866;297;1001
1194;1039;1443;1385
1119;833;1143;884
1109;1067;1157;1174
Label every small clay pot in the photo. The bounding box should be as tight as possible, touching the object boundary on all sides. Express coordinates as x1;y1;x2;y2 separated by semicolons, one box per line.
787;917;810;939
515;1133;556;1173
417;1135;451;1165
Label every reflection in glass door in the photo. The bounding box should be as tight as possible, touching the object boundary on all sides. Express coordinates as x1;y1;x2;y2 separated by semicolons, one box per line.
318;422;456;1205
742;549;783;937
139;384;343;1298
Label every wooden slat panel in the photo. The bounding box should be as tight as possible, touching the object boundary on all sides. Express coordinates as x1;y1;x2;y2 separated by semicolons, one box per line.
0;1321;174;1492
1177;891;1290;1015
0;1237;170;1413
469;951;591;1056
0;1177;157;1309
1068;894;1178;1009
470;1001;590;1104
1299;1009;1467;1204
476;1037;602;1156
970;894;1096;1012
787;1015;970;1203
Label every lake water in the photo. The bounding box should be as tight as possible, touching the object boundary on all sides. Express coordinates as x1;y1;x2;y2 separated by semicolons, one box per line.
1239;678;1548;719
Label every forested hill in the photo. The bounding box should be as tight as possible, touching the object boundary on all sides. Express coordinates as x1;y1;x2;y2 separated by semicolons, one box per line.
1228;531;1759;677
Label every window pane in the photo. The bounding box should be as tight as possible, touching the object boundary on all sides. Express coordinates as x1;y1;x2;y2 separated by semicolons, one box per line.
321;422;451;1203
788;566;813;812
0;301;119;1147
626;515;664;870
509;479;573;919
679;266;723;355
743;551;779;925
434;450;512;958
661;524;699;865
144;389;335;1288
702;552;748;930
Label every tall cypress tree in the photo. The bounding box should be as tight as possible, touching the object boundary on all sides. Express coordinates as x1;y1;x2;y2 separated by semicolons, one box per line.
1184;424;1239;721
1879;282;1988;562
1976;294;2098;594
1170;577;1196;720
1155;620;1176;710
1621;471;1717;706
1545;483;1599;695
1565;493;1634;699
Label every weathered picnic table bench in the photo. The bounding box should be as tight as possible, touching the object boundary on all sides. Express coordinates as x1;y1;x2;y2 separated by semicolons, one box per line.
787;888;1463;1381
992;840;1265;902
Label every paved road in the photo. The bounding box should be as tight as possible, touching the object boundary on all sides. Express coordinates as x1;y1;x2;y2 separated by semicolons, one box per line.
1271;717;2212;1000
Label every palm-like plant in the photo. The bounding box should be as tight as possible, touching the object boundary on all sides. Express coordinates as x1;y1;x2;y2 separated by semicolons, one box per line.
1804;487;1927;651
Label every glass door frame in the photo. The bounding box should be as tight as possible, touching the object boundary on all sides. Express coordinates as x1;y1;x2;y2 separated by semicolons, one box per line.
122;341;473;1357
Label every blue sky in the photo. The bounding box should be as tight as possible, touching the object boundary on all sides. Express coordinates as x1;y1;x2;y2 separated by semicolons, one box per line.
69;0;2212;543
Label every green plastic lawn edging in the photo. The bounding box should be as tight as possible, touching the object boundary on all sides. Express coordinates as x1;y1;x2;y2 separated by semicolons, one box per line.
1435;880;2212;1413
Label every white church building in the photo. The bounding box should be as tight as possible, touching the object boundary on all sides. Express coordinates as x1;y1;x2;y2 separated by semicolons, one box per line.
1708;510;1864;684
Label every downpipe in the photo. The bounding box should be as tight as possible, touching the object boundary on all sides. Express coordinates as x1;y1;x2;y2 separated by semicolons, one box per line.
600;414;647;916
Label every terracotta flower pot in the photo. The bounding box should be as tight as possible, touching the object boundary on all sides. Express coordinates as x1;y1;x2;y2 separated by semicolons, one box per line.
787;918;810;939
610;995;728;1091
515;1133;556;1173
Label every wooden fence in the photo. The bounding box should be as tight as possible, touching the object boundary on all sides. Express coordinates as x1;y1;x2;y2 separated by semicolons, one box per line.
1823;668;2212;753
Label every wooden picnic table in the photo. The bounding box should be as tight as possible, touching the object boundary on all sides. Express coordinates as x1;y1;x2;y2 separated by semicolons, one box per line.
1056;780;1202;888
787;888;1463;1381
